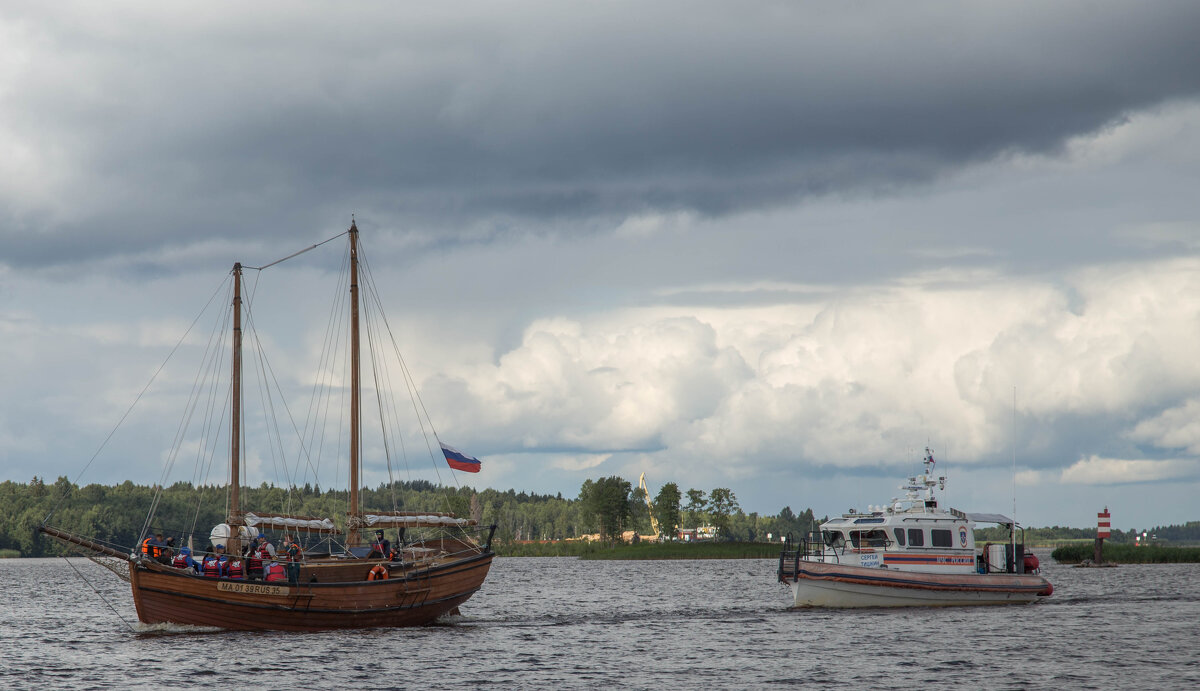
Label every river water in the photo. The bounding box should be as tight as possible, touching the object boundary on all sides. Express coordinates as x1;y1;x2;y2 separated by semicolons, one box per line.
1;555;1196;689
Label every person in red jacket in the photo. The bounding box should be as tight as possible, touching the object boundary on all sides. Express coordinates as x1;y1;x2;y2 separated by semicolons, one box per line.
172;546;200;573
226;555;245;579
247;535;274;580
263;561;288;582
369;530;392;560
200;544;228;578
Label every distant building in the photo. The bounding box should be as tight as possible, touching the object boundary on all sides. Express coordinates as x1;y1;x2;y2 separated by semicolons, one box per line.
678;526;718;542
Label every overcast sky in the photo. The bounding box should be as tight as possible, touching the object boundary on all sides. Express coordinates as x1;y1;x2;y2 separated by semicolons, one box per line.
4;1;1200;530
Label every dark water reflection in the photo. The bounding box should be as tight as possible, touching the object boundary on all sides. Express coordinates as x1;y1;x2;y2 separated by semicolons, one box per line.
2;556;1196;689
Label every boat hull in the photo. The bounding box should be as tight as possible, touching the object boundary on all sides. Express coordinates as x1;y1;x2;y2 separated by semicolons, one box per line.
785;561;1051;608
130;552;493;631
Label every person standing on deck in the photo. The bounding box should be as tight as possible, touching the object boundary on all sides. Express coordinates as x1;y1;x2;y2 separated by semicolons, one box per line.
369;530;392;560
282;534;303;584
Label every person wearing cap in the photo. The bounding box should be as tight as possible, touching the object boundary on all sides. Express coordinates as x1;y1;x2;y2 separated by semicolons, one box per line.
369;530;392;560
172;546;201;573
200;544;228;578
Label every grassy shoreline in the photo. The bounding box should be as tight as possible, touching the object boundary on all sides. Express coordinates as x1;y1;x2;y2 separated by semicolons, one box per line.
496;541;781;559
1051;543;1200;564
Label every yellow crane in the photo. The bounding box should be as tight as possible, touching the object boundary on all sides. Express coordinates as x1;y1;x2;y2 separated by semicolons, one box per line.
639;472;661;539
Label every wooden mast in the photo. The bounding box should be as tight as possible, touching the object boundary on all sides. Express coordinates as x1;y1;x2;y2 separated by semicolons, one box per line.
229;262;243;556
348;221;362;547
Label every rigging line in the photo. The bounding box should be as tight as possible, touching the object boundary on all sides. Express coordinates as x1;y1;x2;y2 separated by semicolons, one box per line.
60;554;136;633
363;289;401;513
244;269;290;503
369;290;409;513
358;252;421;487
244;302;288;504
298;246;351;491
359;249;467;523
241;269;317;512
363;270;414;510
187;286;233;489
142;280;235;542
43;272;231;526
144;280;234;533
244;230;349;271
250;307;328;499
186;305;231;534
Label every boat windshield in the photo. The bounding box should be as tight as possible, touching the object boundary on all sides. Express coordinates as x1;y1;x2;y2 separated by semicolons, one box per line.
849;529;890;548
822;530;845;548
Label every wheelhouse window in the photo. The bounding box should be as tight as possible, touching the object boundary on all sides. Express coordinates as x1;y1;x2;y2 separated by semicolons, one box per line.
931;529;953;547
823;531;846;548
849;529;889;548
907;528;924;546
894;528;906;546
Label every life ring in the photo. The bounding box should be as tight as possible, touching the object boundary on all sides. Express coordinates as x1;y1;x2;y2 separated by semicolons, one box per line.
367;564;389;581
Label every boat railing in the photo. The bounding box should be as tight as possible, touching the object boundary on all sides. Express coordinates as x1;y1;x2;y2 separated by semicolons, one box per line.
778;530;838;583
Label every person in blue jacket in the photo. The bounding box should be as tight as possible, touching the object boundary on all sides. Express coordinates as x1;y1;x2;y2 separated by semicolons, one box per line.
171;546;201;573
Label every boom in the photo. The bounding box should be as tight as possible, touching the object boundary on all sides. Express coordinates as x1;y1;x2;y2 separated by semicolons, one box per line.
639;473;661;538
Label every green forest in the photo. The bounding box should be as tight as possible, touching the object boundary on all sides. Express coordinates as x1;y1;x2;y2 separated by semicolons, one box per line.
7;475;1199;558
2;475;820;557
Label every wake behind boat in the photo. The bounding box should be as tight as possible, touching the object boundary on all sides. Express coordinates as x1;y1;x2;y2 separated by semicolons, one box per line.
778;449;1052;607
41;221;495;630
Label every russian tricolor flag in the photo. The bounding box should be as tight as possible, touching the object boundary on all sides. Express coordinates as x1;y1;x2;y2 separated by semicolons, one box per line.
440;442;482;473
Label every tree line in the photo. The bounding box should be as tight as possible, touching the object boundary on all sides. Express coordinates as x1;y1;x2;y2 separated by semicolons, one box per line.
10;476;1198;558
3;475;821;557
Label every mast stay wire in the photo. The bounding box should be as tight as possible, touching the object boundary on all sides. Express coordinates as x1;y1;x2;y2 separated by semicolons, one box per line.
142;278;238;544
294;247;351;494
237;229;352;512
362;274;409;514
60;554;136;633
358;244;473;523
43;273;231;527
359;247;437;488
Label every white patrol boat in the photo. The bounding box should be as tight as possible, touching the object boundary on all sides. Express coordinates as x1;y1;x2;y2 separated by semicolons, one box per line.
778;449;1053;607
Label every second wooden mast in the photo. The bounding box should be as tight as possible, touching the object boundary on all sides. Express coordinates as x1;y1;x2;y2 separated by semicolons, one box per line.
348;220;362;547
229;261;244;556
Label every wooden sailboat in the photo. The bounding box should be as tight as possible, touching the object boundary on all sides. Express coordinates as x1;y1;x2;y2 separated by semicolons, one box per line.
41;221;495;631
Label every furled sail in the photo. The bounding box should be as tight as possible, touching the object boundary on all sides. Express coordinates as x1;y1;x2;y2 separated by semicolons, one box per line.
243;512;340;533
362;513;476;528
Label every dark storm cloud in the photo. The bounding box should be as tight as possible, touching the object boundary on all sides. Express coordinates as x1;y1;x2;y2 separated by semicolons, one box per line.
4;1;1200;268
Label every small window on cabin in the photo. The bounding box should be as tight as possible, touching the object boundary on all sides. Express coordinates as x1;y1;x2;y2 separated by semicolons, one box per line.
849;532;861;548
894;528;906;546
908;528;924;546
931;529;953;547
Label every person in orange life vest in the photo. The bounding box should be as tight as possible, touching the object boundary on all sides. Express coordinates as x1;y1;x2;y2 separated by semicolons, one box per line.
369;530;392;560
263;561;288;582
282;534;303;584
201;544;228;578
172;546;200;573
141;533;165;560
